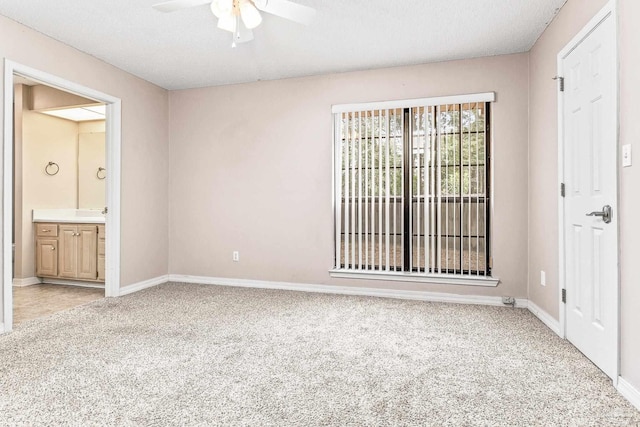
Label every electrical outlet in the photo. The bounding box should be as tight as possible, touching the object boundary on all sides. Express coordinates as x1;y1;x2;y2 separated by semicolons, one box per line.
623;144;632;167
232;251;239;262
541;270;546;286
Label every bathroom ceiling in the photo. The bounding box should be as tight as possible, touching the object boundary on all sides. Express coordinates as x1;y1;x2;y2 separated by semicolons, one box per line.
0;0;566;90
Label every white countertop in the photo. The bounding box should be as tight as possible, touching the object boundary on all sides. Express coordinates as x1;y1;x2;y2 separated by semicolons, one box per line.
32;209;105;224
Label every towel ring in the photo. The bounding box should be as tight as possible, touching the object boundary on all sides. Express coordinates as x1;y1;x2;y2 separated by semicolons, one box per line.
97;167;106;180
45;162;59;176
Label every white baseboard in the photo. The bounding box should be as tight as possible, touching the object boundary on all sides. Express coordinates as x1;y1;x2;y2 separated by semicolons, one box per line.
12;277;41;287
617;377;640;412
119;275;168;296
40;279;105;289
527;300;562;337
168;274;528;308
0;322;4;334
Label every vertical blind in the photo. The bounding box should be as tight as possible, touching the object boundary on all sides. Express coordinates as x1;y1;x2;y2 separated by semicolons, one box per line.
333;95;492;277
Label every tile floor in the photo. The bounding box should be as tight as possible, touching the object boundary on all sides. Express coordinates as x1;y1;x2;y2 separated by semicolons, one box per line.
13;284;104;324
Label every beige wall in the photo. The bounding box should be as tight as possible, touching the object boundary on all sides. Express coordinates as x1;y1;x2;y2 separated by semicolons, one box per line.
169;53;530;297
618;0;640;392
0;14;169;320
528;0;640;391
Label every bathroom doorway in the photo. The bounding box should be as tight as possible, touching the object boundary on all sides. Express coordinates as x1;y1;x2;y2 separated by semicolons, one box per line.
12;76;106;324
3;61;122;331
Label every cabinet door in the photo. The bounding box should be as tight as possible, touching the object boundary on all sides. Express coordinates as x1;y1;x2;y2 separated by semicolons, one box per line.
58;225;78;278
77;225;98;280
36;239;58;277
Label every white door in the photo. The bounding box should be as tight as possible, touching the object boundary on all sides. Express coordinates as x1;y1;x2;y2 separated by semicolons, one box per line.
562;12;617;379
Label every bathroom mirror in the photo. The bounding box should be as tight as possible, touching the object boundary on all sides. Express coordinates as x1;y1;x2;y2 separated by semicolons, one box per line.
78;131;106;209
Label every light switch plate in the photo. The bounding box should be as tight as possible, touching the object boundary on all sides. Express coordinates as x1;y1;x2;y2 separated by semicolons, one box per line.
541;270;546;286
622;144;632;167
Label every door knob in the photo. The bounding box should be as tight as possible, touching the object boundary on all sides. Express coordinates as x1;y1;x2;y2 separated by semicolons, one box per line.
586;205;612;224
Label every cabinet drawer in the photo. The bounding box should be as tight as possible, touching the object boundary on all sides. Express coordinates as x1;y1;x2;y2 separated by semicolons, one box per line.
98;240;105;256
36;223;58;237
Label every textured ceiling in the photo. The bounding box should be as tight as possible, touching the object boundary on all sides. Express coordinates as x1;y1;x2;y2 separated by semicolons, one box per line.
0;0;566;90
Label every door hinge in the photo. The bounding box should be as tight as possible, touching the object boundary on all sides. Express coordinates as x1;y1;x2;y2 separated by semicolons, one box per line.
562;288;567;304
560;182;565;197
553;76;565;92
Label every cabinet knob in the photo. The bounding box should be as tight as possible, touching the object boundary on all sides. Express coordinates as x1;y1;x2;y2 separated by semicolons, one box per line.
51;246;56;250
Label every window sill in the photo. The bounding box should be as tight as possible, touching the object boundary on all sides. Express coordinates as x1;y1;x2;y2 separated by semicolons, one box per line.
329;269;499;287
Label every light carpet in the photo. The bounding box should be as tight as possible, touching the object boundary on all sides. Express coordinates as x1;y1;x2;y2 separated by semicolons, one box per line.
0;283;638;426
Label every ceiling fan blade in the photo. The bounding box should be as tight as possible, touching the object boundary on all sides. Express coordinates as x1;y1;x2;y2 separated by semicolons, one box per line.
253;0;316;26
152;0;211;13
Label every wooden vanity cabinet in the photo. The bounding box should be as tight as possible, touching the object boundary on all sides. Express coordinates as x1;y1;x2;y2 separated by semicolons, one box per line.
35;222;104;283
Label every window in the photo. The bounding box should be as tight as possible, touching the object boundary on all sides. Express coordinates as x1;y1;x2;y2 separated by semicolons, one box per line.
332;93;495;284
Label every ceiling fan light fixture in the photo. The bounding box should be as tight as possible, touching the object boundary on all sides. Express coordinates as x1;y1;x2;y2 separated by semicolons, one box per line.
217;13;236;32
152;0;316;47
239;0;262;29
210;0;233;18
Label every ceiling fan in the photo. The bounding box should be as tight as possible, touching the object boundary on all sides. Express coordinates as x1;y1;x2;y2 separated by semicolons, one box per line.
153;0;316;46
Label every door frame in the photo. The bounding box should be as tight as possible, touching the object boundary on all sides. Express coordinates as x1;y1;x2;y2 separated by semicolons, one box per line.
2;60;122;332
557;0;619;382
